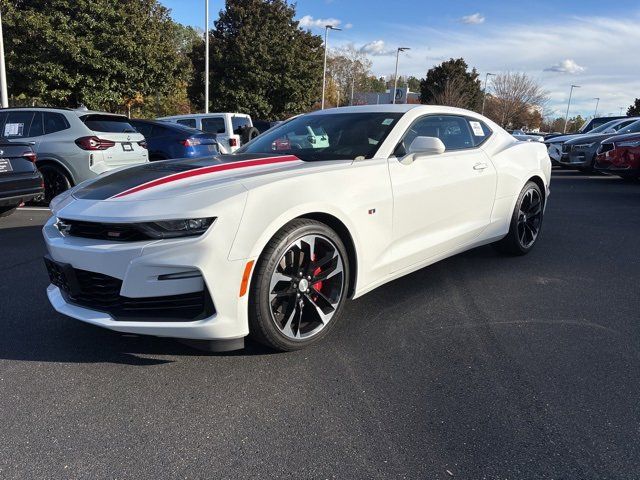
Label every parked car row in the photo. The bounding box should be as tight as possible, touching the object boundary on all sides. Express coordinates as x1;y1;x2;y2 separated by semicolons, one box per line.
0;107;270;216
544;116;640;178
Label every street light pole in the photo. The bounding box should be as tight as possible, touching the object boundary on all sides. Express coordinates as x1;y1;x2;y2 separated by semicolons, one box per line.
204;0;209;113
321;25;341;110
0;9;8;108
593;97;600;117
350;73;355;106
563;84;580;134
392;47;410;104
481;72;495;115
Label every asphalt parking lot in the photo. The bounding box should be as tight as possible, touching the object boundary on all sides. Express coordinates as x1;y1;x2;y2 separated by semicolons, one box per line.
1;170;639;479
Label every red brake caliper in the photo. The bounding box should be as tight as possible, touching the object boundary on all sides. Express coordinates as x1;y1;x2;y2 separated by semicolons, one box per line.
311;254;323;294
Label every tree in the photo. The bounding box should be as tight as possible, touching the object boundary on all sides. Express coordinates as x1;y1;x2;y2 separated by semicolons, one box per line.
485;72;548;128
327;46;374;106
627;98;640;116
3;0;193;113
419;58;482;110
191;0;324;119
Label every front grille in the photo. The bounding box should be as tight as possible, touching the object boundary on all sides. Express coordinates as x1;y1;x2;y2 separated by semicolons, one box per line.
562;144;571;153
59;218;149;242
45;259;214;322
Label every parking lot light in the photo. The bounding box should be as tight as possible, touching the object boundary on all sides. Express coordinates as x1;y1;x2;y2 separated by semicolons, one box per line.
0;9;8;108
392;47;410;105
563;85;580;134
481;72;495;115
593;97;600;117
321;25;341;110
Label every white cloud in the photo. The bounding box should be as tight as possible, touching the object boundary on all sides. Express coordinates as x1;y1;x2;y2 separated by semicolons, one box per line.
460;13;485;25
299;15;342;30
359;40;395;56
333;14;639;117
344;23;353;29
544;59;586;74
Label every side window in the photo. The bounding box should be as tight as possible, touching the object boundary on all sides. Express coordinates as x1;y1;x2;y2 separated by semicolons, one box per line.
232;116;251;134
201;117;226;134
43;112;70;134
176;118;196;128
30;112;44;137
0;112;7;135
467;119;492;146
395;115;475;156
3;111;34;138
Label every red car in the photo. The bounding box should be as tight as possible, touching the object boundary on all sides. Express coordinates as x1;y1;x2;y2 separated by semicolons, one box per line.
595;133;640;179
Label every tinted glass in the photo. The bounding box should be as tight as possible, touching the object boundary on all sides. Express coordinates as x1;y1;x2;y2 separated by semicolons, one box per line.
232;116;251;134
130;121;153;137
4;111;34;138
613;120;636;131
468;119;492;146
176;118;197;128
619;120;640;134
590;120;622;133
43;112;70;134
202;117;226;134
30;112;44;136
238;112;404;161
151;125;176;137
397;115;474;154
81;115;136;133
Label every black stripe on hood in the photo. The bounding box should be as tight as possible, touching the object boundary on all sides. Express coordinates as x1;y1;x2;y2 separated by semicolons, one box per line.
74;154;283;201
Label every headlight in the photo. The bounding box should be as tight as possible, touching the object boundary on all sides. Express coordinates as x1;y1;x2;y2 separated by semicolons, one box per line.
572;143;596;149
137;217;216;239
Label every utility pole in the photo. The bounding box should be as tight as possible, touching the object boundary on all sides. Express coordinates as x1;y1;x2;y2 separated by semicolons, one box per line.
204;0;209;113
563;85;580;134
481;72;495;115
392;47;410;104
321;25;341;109
0;9;8;108
593;97;600;117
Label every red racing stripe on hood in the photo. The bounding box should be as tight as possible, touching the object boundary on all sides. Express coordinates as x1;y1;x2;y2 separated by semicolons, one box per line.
110;155;301;199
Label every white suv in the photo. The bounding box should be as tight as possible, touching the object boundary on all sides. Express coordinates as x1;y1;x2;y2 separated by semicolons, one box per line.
0;107;148;202
158;113;258;153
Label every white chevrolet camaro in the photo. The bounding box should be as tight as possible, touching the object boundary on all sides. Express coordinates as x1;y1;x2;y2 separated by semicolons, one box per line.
43;105;551;351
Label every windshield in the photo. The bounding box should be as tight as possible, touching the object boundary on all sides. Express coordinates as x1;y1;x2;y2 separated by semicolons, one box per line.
237;112;404;161
590;119;625;134
619;120;640;134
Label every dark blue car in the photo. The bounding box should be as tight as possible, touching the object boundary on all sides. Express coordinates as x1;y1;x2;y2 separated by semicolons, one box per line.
130;119;219;161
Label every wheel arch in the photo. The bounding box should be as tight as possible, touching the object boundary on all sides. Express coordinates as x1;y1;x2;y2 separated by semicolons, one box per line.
527;175;547;203
35;158;75;185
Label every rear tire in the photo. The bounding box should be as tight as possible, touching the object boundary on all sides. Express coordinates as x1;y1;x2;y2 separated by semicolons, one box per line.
249;219;349;351
494;181;544;256
39;164;72;204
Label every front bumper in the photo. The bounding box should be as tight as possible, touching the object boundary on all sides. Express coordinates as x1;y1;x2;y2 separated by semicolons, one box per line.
558;146;598;168
546;143;563;166
42;216;252;340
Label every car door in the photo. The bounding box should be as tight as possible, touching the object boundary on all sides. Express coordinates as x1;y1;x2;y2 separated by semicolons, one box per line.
387;115;497;272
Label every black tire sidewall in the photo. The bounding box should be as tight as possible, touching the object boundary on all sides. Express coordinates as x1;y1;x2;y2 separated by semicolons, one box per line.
39;165;71;204
500;181;544;255
249;219;350;351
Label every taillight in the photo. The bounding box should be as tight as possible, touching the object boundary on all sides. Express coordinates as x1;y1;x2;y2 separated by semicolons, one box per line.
180;138;202;147
22;151;37;163
138;140;148;149
229;138;238;147
75;136;116;150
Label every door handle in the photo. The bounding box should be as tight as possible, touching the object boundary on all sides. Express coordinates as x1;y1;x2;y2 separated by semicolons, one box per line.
473;162;488;171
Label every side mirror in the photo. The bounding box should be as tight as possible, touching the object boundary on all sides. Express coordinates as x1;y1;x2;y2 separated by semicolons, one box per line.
408;136;446;156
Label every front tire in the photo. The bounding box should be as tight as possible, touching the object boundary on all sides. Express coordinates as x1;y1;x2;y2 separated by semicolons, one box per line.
249;219;349;351
494;181;544;256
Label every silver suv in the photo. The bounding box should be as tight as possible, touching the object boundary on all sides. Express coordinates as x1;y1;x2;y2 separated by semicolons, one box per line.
0;107;148;202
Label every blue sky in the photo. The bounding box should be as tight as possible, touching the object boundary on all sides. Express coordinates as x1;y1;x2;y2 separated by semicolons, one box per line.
161;0;640;118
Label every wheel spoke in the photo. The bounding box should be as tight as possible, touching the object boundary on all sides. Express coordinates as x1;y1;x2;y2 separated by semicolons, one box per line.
305;291;334;325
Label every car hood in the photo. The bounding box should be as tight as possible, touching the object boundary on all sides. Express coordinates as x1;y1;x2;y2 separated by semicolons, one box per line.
544;134;582;144
71;154;305;202
564;133;612;145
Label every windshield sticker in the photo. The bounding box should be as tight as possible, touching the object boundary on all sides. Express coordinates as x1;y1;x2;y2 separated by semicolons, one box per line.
470;121;485;136
4;123;24;136
382;118;395;126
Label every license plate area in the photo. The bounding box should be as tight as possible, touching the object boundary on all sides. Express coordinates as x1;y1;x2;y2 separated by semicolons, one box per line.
44;255;81;296
0;158;13;173
121;142;133;152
